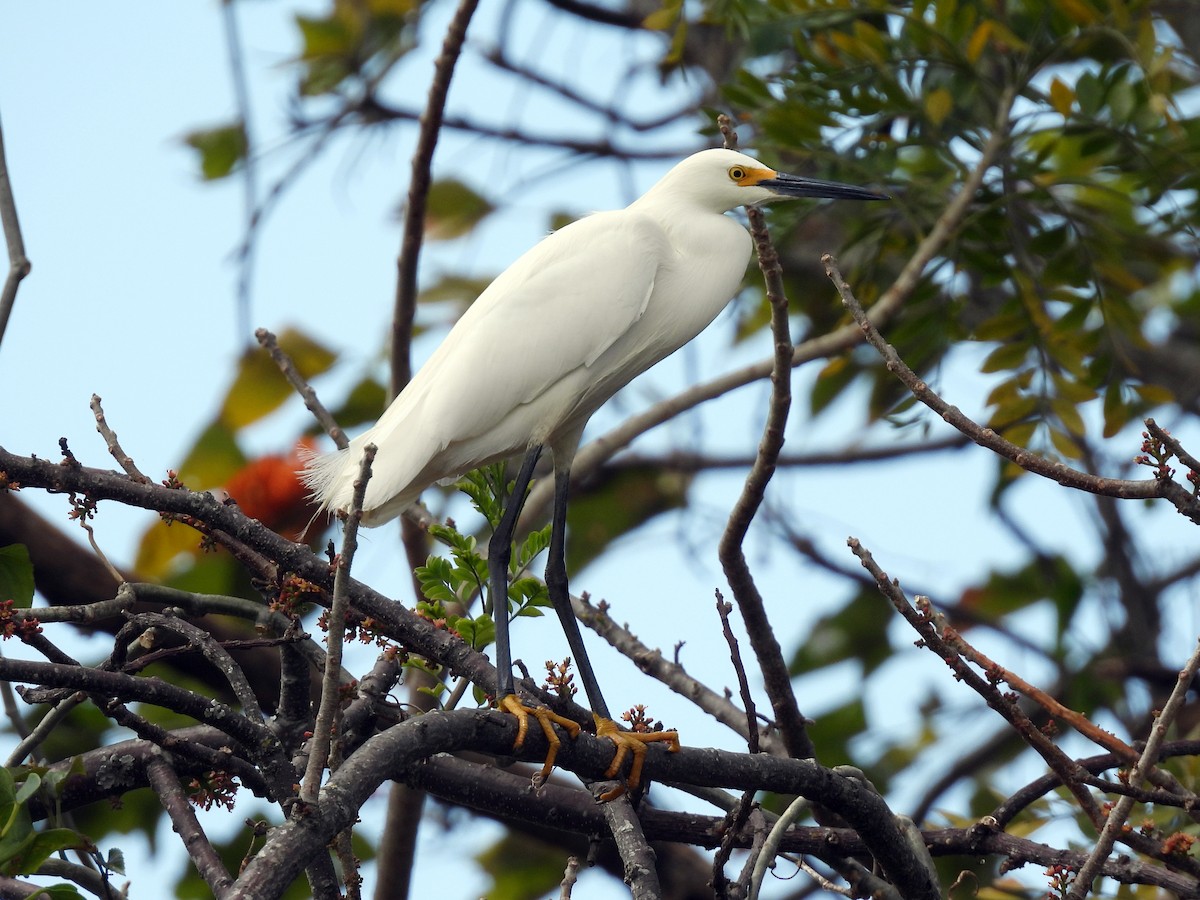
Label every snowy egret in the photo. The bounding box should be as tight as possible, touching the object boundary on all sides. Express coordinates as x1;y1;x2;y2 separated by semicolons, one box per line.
304;147;886;795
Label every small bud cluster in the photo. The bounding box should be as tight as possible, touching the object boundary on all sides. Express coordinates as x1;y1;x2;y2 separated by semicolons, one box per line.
1133;430;1175;480
0;599;41;641
621;704;670;734
1044;863;1075;898
188;771;238;811
270;575;321;619
542;658;577;700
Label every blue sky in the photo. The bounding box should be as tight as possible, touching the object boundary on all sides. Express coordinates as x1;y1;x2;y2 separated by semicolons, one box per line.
4;2;1199;897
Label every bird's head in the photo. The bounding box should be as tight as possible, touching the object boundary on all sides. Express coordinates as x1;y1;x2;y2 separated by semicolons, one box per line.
642;148;887;213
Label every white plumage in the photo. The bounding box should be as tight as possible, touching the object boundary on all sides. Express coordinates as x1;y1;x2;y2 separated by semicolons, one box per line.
303;148;881;523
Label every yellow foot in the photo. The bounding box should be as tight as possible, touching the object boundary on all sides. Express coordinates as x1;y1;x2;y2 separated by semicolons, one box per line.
594;715;681;802
500;694;582;785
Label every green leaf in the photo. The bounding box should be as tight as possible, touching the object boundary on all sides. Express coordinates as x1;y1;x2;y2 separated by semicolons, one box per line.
565;466;691;573
515;525;551;571
0;769;16;838
12;774;39;807
1102;381;1132;438
296;14;355;58
420;180;495;241
790;589;892;677
183;123;247;181
20;884;85;899
980;342;1029;374
1;827;85;877
0;545;35;609
174;422;246;491
811;356;860;416
450;614;495;651
328;377;387;431
1049;426;1085;460
476;830;565;900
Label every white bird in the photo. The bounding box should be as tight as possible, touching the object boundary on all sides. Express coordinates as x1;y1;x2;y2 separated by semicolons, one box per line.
304;147;885;795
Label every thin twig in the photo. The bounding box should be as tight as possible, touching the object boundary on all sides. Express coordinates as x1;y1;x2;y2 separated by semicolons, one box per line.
254;328;348;450
715;592;760;755
90;395;148;481
712;788;758;895
391;0;480;397
611;436;970;473
301;443;375;804
558;856;580;900
5;691;87;766
574;593;784;755
847;538;1106;828
0;109;31;350
1146;418;1200;480
750;793;812;900
1067;636;1200;900
825;257;1200;525
221;0;258;344
940;620;1195;804
123;611;265;724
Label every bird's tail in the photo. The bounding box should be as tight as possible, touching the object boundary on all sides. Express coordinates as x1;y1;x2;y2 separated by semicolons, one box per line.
298;443;351;516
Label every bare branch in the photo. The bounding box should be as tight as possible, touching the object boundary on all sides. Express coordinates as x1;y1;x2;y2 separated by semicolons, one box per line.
302;443;375;804
1067;636;1200;900
715;592;761;755
846;537;1106;827
598;797;665;900
391;0;480;397
221;0;258;343
254;328;348;449
0;108;31;350
146;751;234;897
90;394;147;481
718;196;813;760
574;593;784;755
826;256;1200;524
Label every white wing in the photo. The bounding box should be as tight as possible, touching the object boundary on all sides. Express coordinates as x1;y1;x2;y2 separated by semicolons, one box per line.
304;209;669;523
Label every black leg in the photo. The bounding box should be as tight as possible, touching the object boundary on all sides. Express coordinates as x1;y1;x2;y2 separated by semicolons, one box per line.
544;466;611;721
488;446;542;700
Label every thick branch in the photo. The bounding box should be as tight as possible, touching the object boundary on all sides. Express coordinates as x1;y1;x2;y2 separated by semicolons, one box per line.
146;752;233;897
231;709;940;900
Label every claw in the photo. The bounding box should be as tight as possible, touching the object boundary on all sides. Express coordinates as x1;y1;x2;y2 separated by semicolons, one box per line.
594;715;680;801
499;694;582;784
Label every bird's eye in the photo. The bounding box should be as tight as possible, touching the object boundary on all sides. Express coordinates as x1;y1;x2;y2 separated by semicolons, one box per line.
729;166;746;181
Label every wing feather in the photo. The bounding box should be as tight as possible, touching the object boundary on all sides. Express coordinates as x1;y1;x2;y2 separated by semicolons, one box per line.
304;210;668;521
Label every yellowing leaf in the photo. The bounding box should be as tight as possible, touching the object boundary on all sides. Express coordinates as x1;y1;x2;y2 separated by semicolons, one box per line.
135;518;208;582
925;88;953;127
1048;77;1074;117
219;327;336;430
965;20;994;63
642;2;680;31
1054;0;1100;25
1133;383;1175;406
177;422;246;490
